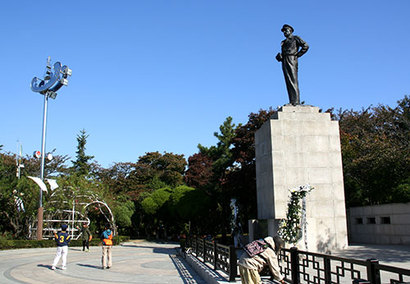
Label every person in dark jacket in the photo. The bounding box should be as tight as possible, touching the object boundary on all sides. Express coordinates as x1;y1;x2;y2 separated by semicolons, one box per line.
51;224;71;270
101;223;113;269
79;224;92;252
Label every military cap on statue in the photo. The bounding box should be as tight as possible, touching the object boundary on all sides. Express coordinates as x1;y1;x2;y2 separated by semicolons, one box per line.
281;24;294;33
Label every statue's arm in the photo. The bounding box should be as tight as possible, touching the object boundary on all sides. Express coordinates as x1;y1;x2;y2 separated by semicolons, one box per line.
296;36;309;57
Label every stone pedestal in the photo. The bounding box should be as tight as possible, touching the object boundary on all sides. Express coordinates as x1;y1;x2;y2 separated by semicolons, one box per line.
253;105;348;252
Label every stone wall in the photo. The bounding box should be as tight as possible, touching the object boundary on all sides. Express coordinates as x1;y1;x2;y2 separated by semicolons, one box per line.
348;203;410;245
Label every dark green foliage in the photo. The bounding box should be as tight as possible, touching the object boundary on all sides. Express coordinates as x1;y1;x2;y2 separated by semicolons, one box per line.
336;96;410;206
278;186;313;244
185;153;213;193
224;108;277;227
72;129;94;176
0;235;129;250
195;117;238;236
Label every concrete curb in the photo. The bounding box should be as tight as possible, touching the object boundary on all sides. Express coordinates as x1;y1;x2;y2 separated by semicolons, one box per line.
176;248;232;284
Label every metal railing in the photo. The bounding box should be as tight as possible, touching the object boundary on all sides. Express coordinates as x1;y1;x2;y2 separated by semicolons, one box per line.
278;247;410;284
185;236;410;283
186;236;237;281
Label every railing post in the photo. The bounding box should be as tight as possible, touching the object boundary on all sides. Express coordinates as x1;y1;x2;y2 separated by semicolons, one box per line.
202;238;206;262
195;236;199;255
324;256;331;284
229;245;237;282
290;247;300;284
366;259;381;284
213;241;217;269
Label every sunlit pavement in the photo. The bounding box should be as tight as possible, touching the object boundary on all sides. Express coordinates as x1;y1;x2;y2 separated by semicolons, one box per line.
1;240;409;284
183;243;410;284
0;240;207;284
333;244;410;269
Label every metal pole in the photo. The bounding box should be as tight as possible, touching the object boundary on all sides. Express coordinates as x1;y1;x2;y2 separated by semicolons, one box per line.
72;199;75;239
36;92;49;240
40;92;48;184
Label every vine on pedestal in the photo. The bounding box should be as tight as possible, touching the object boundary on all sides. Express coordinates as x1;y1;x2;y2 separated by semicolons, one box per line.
278;185;314;247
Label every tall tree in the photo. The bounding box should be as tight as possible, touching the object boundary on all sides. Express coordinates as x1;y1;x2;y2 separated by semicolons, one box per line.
337;95;410;206
226;108;277;226
185;153;213;194
198;116;236;178
131;151;187;190
189;116;238;236
72;129;94;176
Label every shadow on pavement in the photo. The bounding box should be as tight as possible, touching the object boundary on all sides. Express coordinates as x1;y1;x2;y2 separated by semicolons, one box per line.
70;248;84;252
121;244;177;255
37;264;53;270
169;254;206;284
77;263;102;270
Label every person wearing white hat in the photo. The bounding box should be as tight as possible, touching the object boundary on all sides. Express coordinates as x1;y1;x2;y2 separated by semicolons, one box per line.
238;236;286;284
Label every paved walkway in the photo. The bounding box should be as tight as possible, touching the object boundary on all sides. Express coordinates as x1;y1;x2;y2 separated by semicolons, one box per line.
184;244;410;284
333;244;410;269
0;240;207;284
1;241;409;284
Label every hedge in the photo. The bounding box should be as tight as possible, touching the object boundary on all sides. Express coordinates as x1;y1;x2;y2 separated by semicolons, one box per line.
0;235;130;250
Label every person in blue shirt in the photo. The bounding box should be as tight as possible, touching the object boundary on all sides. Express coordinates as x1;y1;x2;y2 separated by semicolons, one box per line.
101;223;113;269
51;224;71;270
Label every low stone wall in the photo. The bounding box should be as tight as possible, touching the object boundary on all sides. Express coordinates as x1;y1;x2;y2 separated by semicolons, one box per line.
348;202;410;245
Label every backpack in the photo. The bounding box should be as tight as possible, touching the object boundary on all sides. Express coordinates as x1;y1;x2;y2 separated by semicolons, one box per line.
244;239;269;257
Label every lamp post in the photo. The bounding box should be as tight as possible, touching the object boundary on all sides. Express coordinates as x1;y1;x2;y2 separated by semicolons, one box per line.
31;57;72;240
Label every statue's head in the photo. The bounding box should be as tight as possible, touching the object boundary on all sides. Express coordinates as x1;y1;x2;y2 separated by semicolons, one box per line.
281;24;294;37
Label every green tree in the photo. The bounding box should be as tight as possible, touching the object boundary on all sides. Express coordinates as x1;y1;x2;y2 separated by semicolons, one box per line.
0;148;70;238
72;129;94;176
226;108;277;229
131;152;187;190
198;116;236;178
336;95;410;206
190;116;237;236
169;185;211;234
139;185;211;237
112;199;135;234
141;187;172;215
185;153;213;194
94;162;144;199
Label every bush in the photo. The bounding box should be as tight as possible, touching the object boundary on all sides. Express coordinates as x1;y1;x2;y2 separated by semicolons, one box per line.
0;235;130;250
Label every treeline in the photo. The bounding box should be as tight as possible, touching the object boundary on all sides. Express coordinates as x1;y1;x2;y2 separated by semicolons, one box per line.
1;96;409;240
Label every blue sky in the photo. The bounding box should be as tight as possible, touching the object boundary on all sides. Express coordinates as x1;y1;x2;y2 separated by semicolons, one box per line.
1;0;409;168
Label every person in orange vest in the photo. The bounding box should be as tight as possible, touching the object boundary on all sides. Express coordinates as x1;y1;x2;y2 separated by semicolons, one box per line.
51;224;71;270
101;223;113;269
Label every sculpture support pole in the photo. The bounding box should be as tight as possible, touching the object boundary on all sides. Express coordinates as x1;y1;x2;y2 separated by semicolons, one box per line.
40;93;48;192
36;207;43;240
37;92;49;240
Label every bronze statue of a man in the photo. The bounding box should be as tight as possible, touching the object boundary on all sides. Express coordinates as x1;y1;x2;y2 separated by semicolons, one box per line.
276;24;309;106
